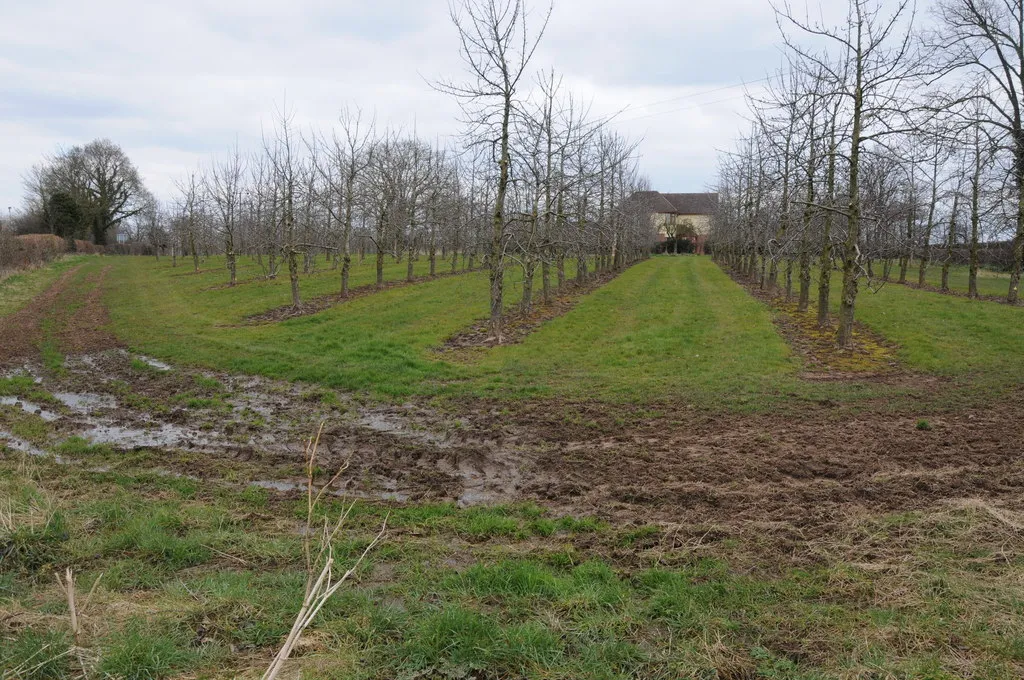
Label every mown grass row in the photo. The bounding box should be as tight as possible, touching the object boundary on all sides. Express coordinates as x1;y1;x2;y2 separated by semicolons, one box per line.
101;255;817;406
902;259;1012;298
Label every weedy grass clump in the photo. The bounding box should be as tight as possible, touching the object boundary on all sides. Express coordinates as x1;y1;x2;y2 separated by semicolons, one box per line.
0;475;69;575
0;375;60;405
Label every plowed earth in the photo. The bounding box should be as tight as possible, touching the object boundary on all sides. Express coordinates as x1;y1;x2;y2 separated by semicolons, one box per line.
2;266;1022;547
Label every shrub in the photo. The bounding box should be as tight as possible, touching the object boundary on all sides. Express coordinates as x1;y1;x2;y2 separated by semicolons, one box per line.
1;234;67;271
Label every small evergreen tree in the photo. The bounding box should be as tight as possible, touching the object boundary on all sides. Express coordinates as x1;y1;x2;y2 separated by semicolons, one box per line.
47;191;85;240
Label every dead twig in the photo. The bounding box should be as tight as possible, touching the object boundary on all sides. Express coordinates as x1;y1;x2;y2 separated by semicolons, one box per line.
261;422;387;680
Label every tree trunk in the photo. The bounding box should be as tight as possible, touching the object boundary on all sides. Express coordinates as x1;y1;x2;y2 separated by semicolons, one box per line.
918;166;939;287
189;227;199;273
488;93;513;339
784;258;793;300
1010;156;1024;303
288;248;300;308
521;261;535;313
969;166;980;299
817;123;837;328
226;233;237;287
836;78;863;349
541;255;551;305
941;196;958;293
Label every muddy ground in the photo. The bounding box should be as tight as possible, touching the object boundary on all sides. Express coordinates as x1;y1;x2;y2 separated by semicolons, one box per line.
2;264;1023;552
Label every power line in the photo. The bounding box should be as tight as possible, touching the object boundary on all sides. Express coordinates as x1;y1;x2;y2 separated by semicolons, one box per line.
622;75;774;112
616;93;751;124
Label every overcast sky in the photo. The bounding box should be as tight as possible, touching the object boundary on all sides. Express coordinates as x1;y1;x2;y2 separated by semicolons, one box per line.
0;0;792;212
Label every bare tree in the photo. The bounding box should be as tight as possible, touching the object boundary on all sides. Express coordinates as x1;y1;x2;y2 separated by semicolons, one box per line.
437;0;552;340
265;107;302;307
206;145;246;286
174;169;202;273
934;0;1024;302
322;107;375;296
777;0;921;346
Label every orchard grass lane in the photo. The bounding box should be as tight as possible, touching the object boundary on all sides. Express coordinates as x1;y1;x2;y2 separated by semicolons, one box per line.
102;256;813;405
0;255;87;318
95;254;1024;407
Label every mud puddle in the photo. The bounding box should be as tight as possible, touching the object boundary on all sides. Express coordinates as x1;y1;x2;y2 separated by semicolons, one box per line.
6;347;1019;534
248;479;411;503
136;355;173;371
0;396;60;421
81;423;223;451
0;429;53;458
53;391;117;411
1;350;529;508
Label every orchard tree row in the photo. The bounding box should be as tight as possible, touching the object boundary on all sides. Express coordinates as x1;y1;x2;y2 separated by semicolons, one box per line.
12;1;654;339
166;0;654;337
710;0;1024;347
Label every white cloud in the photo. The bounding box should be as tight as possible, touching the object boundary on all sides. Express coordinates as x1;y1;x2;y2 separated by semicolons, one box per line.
0;0;787;212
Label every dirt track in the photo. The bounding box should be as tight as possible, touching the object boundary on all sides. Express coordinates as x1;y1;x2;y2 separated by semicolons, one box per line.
0;264;120;363
2;268;1022;542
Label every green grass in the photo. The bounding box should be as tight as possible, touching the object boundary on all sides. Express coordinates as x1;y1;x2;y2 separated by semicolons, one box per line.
0;255;86;318
99;255;814;405
11;253;1022;410
102;255;535;398
474;256;800;401
69;253;1013;407
902;259;1012;298
3;457;1023;679
0;375;59;405
834;271;1024;387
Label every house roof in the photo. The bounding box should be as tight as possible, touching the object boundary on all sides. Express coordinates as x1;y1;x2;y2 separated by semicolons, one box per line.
662;192;718;215
631;191;678;214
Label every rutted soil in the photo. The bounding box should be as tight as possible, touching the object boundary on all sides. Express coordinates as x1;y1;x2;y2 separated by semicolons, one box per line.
525;401;1024;534
0;350;531;508
2;265;1023;542
4;347;1022;543
0;264;120;364
0;265;80;362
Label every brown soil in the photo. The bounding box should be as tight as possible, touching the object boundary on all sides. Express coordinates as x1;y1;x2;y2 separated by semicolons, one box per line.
244;267;479;324
56;266;121;355
0;266;82;362
518;397;1024;535
439;267;627;351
